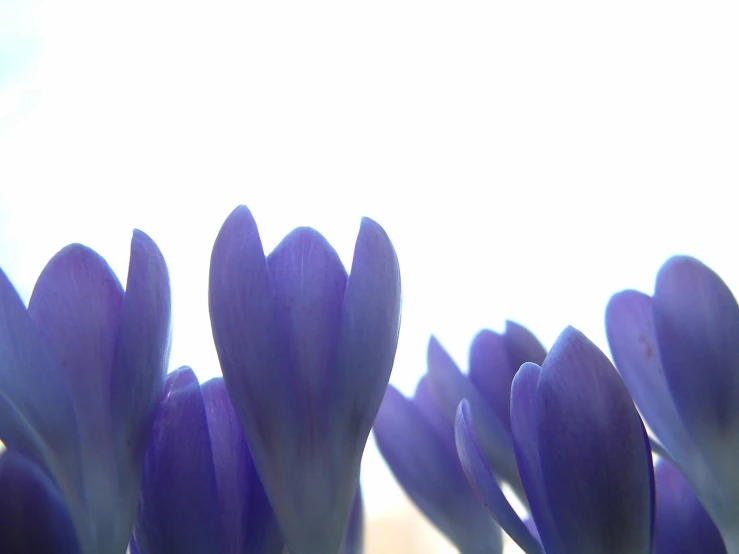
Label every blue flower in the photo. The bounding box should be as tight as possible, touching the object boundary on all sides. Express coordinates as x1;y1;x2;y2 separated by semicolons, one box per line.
455;327;654;554
374;377;503;554
0;450;80;553
653;458;725;554
0;232;171;554
424;322;547;502
208;206;401;554
606;256;739;550
132;367;283;554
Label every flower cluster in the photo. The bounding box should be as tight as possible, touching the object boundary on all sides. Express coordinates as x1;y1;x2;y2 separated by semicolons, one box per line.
0;205;735;554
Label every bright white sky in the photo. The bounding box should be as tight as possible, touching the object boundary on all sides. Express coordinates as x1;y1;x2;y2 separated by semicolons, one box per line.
1;0;738;527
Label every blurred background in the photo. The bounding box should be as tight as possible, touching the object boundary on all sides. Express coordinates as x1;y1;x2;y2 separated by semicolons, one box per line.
1;1;737;552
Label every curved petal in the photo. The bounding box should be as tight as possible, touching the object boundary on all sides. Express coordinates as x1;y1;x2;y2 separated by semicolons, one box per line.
201;377;283;554
263;226;350;553
111;231;172;480
468;330;515;432
209;207;291;549
332;217;401;445
374;386;501;553
536;327;653;554
0;268;79;472
606;290;698;465
27;244;124;547
413;376;455;454
653;257;739;478
0;450;80;554
340;487;364;554
426;336;519;489
135;368;222;554
503;321;547;369
455;400;542;554
653;459;725;554
510;362;565;554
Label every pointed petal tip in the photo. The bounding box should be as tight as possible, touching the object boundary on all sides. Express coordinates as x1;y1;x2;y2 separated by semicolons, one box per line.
353;216;400;291
164;366;199;393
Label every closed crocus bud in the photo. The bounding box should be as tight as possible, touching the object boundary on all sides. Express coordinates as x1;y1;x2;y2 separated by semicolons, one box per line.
374;378;503;554
0;450;80;554
653;459;725;554
0;231;171;554
456;327;654;554
607;256;739;551
133;367;283;554
425;323;546;501
209;206;401;554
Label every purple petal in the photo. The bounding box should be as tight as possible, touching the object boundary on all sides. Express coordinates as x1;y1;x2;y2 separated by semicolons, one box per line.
332;217;401;444
606;290;698;465
263;226;351;552
653;257;739;469
510;362;564;554
340;487;364;554
413;376;456;455
266;225;348;431
0;267;79;471
201;377;283;554
110;231;172;478
208;204;284;437
426;336;519;490
535;327;653;553
0;450;80;554
27;244;124;541
129;539;139;554
209;207;292;547
374;386;501;553
468;329;516;432
653;459;726;554
503;321;547;369
454;400;542;554
135;367;222;554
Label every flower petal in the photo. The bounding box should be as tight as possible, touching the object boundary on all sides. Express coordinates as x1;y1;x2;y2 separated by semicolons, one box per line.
110;231;172;480
209;207;291;549
332;217;401;445
135;367;222;554
606;290;698;465
413;376;455;454
503;321;547;370
455;400;542;554
201;377;283;554
426;336;519;489
266;225;348;431
340;487;364;554
510;362;565;554
468;330;516;432
0;450;80;554
536;327;654;553
653;257;739;473
263;225;352;552
0;267;78;472
27;244;124;545
653;459;725;554
374;385;501;553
